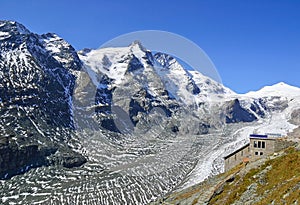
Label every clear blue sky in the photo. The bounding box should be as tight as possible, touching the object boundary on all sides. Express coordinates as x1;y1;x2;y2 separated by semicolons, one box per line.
1;0;299;93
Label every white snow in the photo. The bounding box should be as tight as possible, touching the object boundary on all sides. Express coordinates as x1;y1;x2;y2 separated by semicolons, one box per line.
2;194;19;203
41;34;64;54
154;55;197;104
79;42;239;107
0;31;10;36
245;82;300;98
79;46;132;85
0;31;11;40
190;70;236;99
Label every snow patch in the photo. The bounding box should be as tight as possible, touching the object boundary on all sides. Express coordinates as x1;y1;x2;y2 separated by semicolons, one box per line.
41;34;64;54
0;31;11;40
79;45;139;85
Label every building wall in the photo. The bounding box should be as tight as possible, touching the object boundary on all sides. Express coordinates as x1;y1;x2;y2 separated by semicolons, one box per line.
224;144;250;172
250;138;275;161
274;139;296;152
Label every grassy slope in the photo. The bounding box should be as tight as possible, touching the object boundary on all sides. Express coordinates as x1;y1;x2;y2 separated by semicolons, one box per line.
210;146;300;205
151;145;300;205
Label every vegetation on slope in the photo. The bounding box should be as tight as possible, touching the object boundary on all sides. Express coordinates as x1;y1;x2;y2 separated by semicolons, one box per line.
210;146;300;205
151;144;300;205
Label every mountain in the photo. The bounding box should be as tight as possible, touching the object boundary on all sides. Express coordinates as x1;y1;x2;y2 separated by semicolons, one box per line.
0;21;299;205
0;20;86;179
246;82;300;98
77;40;230;137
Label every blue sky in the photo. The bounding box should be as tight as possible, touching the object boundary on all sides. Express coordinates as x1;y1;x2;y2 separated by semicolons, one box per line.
1;0;299;93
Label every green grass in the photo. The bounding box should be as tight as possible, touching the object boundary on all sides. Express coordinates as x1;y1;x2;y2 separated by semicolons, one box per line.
210;146;300;205
254;147;300;204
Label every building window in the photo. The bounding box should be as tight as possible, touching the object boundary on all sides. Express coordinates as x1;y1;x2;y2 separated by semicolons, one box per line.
235;154;237;160
258;141;261;148
241;150;243;156
255;152;258;155
260;152;263;155
254;140;266;148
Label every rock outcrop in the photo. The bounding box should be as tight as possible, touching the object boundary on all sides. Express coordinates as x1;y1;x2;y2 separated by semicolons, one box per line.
223;99;257;123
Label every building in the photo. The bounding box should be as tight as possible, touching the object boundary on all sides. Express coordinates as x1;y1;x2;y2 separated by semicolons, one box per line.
224;143;250;172
224;134;295;171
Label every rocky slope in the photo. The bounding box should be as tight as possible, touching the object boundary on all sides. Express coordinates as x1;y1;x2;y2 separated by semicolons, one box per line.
0;20;86;179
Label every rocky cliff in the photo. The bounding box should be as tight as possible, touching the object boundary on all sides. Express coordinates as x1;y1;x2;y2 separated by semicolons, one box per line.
0;20;86;179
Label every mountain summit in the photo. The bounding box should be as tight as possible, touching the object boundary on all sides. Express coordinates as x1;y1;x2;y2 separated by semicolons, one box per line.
246;82;300;97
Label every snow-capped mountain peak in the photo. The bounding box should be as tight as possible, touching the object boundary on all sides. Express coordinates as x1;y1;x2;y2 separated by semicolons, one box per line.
78;42;238;105
78;43;150;85
245;82;300;98
129;40;148;52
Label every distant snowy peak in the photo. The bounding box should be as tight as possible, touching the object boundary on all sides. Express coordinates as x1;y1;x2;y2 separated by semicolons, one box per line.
245;82;300;98
78;42;153;85
78;42;238;104
129;40;148;52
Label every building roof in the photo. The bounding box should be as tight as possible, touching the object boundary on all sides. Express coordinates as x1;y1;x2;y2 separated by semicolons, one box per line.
224;143;250;160
249;135;277;140
249;134;268;138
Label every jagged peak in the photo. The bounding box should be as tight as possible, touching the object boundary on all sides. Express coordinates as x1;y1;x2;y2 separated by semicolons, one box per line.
0;20;30;35
154;52;177;67
41;32;62;40
40;32;69;49
128;40;147;52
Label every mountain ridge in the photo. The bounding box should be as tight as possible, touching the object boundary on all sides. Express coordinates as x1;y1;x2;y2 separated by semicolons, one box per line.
0;20;87;179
